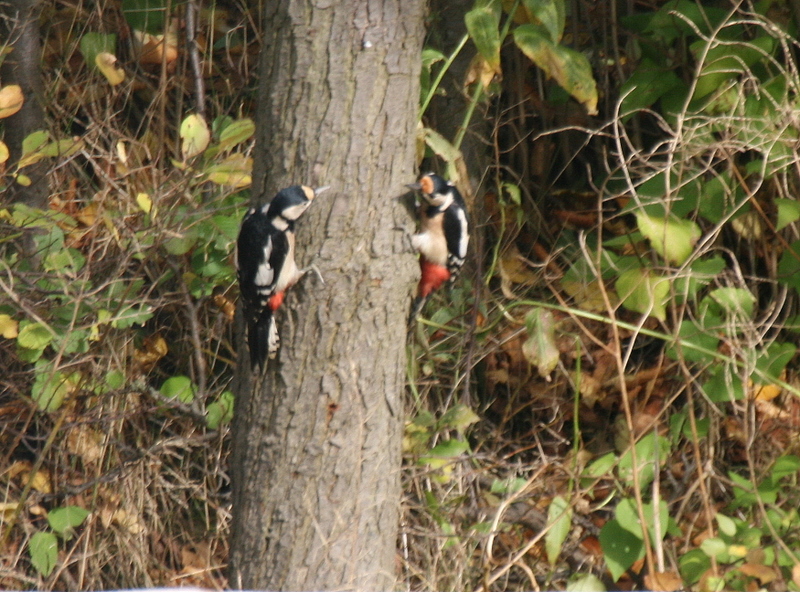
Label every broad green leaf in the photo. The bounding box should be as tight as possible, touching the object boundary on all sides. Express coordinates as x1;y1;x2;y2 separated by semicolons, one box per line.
79;33;117;70
522;307;560;377
679;548;711;585
619;62;684;117
17;322;53;350
692;36;775;101
217;118;255;152
439;404;480;433
706;287;755;319
514;24;598;114
775;198;800;232
700;536;727;559
599;518;644;582
205;153;252;187
755;342;796;384
29;531;58;577
666;319;719;364
32;367;76;412
617;432;670;490
635;212;700;265
465;0;502;71
777;240;800;291
206;390;234;430
545;495;572;566
565;573;607;592
48;506;90;537
771;455;800;480
715;513;736;537
180;114;210;159
701;364;744;403
423;127;464;184
160;375;196;404
122;0;167;34
615;268;669;321
522;0;565;43
21;130;49;157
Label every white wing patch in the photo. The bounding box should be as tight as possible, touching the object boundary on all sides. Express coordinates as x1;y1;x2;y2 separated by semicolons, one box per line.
254;236;274;289
455;207;469;259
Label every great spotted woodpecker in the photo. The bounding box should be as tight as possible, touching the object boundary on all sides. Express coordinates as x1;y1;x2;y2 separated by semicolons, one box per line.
236;185;327;370
407;173;469;319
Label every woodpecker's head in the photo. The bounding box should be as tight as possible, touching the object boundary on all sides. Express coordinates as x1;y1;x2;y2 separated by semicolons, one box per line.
266;185;328;225
407;173;455;209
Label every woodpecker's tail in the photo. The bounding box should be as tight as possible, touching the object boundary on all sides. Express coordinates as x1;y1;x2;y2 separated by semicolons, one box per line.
248;309;280;371
408;295;429;327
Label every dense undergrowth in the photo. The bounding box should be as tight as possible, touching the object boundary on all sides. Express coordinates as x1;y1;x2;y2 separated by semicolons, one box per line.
2;0;800;591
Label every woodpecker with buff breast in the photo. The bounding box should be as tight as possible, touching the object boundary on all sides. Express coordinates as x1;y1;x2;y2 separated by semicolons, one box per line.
236;185;327;370
408;173;469;320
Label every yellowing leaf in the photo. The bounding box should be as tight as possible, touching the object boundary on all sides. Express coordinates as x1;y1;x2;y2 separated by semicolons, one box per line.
0;84;24;118
514;24;598;114
522;308;560;378
136;192;153;214
28;469;52;494
95;52;125;85
205;153;252;187
0;314;18;338
636;212;701;266
180;113;210;159
615;268;670;321
0;140;9;164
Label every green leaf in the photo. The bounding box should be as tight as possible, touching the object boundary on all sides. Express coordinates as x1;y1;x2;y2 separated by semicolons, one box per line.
615;268;670;321
700;536;727;559
206;391;234;430
706;287;756;319
122;0;167;34
522;0;565;43
465;0;502;70
29;531;58;577
31;366;75;412
619;61;684;116
777;240;800;291
666;319;719;364
635;212;701;265
216;118;255;152
545;495;572;566
522;307;560;377
775;198;800;232
679;548;711;585
565;573;607;592
692;36;775;101
160;375;196;404
180;114;211;159
79;33;117;70
423;127;464;185
617;432;670;490
439;404;480;433
701;365;744;403
17;322;53;351
21;130;49;157
771;455;800;480
48;506;90;538
599;518;644;582
715;513;736;537
514;24;598;114
755;342;796;384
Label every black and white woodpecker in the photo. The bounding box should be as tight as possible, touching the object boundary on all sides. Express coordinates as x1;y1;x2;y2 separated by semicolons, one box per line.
407;173;469;319
235;184;328;370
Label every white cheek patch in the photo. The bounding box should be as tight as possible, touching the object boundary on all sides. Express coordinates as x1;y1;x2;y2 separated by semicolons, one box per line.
281;203;310;221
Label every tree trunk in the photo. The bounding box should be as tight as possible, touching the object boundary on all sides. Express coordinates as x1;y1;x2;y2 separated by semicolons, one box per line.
0;0;49;211
229;1;424;590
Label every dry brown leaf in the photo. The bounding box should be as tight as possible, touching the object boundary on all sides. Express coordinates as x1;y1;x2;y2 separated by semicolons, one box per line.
738;562;777;584
644;570;683;591
66;425;105;465
134;334;168;370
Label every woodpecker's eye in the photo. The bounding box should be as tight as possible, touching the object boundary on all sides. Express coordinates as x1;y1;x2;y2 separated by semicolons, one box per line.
420;175;435;195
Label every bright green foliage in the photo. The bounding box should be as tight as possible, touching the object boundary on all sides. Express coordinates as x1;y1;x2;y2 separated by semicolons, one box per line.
28;532;58;577
545;495;571;566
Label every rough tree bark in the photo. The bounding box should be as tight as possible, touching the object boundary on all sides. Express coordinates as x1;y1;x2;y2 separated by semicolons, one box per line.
0;0;49;211
229;1;425;590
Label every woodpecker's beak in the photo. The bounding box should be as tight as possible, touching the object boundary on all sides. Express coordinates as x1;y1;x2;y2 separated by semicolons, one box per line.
406;183;422;191
313;186;330;198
